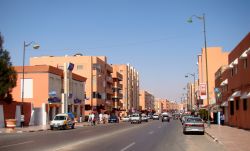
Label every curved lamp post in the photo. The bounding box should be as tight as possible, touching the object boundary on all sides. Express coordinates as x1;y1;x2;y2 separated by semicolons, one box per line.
21;41;40;116
188;13;210;127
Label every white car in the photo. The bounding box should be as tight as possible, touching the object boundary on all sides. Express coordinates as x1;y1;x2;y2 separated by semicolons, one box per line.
130;114;141;124
50;113;75;130
121;116;130;122
153;114;160;120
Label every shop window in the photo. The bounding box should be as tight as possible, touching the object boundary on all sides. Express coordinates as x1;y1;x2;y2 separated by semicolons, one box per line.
230;101;234;115
243;99;247;111
236;99;239;110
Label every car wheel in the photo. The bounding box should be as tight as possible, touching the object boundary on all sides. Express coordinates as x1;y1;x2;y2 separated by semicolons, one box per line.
71;124;75;129
131;122;133;124
50;126;54;130
183;131;186;135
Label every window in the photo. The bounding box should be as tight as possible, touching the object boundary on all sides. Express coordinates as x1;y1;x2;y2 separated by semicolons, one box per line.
236;99;239;110
230;101;234;115
58;65;64;70
77;65;83;70
21;79;33;98
243;99;247;111
231;68;234;77
243;59;248;69
234;66;238;75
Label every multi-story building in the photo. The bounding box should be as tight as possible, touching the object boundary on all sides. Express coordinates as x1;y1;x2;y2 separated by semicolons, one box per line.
215;65;230;124
0;65;86;127
154;99;163;114
226;33;250;129
111;64;139;114
30;54;113;114
139;90;154;111
197;47;229;107
111;69;123;111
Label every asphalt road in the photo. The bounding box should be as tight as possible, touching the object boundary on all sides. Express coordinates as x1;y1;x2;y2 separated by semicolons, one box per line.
0;120;225;151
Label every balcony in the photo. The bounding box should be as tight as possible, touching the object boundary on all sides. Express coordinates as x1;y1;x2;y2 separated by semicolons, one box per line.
112;93;123;99
106;64;113;73
113;83;122;90
112;71;123;81
106;76;113;84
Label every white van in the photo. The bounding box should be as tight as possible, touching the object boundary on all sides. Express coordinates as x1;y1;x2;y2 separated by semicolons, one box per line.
50;113;75;130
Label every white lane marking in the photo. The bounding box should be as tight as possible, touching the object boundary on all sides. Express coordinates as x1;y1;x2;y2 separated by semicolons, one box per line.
158;126;162;129
148;131;154;135
0;141;33;149
120;142;136;151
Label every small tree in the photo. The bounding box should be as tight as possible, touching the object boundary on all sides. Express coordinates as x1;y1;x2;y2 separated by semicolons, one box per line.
0;33;17;103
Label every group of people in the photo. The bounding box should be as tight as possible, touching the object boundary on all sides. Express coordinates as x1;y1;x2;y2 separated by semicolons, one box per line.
88;113;110;126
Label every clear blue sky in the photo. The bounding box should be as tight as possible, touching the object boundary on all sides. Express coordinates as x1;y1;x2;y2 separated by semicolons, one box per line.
1;0;250;101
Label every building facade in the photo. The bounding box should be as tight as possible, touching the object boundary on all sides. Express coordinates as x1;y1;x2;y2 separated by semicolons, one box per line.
226;33;250;129
30;55;113;114
0;65;86;127
139;90;154;111
197;47;229;107
111;64;140;114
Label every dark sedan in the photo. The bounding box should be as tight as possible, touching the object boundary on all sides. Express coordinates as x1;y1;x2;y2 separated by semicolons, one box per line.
108;115;119;123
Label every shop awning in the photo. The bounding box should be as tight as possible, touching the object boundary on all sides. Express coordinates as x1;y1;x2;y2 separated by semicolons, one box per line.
228;96;234;101
220;79;228;86
240;48;250;59
232;91;241;97
221;101;228;107
240;92;250;99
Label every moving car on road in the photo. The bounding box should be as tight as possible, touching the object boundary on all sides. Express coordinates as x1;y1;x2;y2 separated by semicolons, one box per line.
50;113;75;130
162;113;170;122
108;115;119;123
141;114;148;122
183;117;205;135
130;113;141;124
121;116;130;122
153;114;160;120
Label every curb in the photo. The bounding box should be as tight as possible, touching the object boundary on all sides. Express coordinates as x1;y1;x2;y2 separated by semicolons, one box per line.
205;131;220;143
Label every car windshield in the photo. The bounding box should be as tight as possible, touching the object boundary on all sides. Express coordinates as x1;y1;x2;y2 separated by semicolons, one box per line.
186;118;202;122
131;114;139;117
54;116;66;120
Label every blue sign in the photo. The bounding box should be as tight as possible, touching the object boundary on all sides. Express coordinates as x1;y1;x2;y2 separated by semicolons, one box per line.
67;63;74;71
48;97;61;103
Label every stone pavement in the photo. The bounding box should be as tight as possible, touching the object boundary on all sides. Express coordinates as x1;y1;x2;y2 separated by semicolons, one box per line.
0;122;92;134
205;124;250;151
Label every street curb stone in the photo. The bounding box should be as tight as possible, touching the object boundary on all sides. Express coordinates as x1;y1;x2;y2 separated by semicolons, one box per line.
205;131;220;143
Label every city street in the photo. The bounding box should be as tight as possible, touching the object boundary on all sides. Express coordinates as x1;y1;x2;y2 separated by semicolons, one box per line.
0;120;224;151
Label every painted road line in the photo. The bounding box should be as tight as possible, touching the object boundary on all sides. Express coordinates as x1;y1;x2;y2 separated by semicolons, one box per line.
158;126;162;129
120;142;136;151
148;131;154;135
0;141;33;149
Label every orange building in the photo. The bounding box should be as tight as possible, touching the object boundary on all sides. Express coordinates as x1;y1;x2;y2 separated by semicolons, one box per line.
139;90;154;111
111;69;123;110
198;47;229;107
30;54;113;114
0;65;86;127
111;64;140;114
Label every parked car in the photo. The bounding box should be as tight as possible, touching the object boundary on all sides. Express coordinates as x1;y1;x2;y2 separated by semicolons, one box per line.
130;113;141;124
181;115;192;125
50;113;75;130
153;114;160;120
121;116;130;122
183;117;205;135
141;114;148;122
108;115;119;123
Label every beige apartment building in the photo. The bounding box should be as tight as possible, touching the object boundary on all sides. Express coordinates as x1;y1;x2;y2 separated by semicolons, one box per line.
111;64;140;114
139;90;154;111
30;54;113;114
111;69;123;110
197;47;229;107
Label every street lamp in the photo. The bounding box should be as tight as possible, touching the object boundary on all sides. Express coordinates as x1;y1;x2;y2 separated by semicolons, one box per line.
185;73;195;112
21;41;40;116
188;13;210;127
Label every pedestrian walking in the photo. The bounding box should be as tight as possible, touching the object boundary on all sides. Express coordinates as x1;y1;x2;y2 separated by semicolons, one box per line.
99;113;103;124
220;113;225;125
20;114;25;128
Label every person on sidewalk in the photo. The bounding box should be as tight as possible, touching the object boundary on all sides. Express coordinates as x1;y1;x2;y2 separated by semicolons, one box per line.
220;113;225;125
20;114;25;128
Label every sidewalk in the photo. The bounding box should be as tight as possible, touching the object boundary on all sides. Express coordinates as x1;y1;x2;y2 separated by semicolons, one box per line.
205;124;250;151
0;122;93;134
